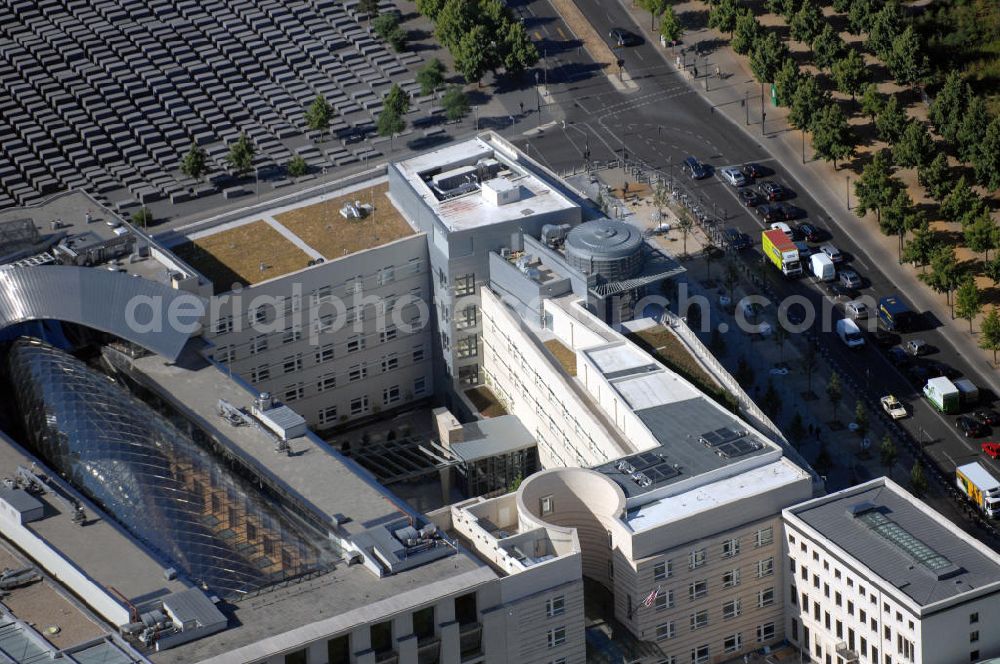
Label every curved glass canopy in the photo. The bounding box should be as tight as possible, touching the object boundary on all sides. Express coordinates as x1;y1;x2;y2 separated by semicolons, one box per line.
6;337;332;598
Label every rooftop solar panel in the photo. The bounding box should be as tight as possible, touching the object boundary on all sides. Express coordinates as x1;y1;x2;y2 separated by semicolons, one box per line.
700;427;744;448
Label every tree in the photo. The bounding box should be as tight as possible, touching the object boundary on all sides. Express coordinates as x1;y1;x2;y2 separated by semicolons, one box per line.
774;57;802;107
832;48;868;99
789;73;825;130
875;94;906;144
500;18;539;73
892;119;933;169
638;0;668;29
929;70;968;144
920;245;959;309
832;0;852;12
286;155;308;177
917;152;951;201
955;276;982;331
441;85;470;122
749;30;788;83
131;207;152;228
964;214;996;258
304;95;333;135
723;260;740;302
979;307;1000;363
940;176;986;225
357;0;380;17
854;400;869;439
762;380;782;420
789;412;807;448
416;58;446;96
660;6;685;44
854;149;897;225
415;0;446;20
225;132;255;177
812;23;846;71
860;83;883;123
826;372;842;419
373;13;406;52
435;0;475;51
454;23;490;83
384;83;411;117
811;103;855;168
865;0;902;59
880;435;898;477
377;84;410;146
974;115;1000;191
886;25;927;86
879;188;918;259
789;1;824;44
765;0;800;20
732;9;761;56
677;215;693;256
957;95;989;164
814;443;833;476
803;343;818;391
847;0;876;35
708;0;739;35
180;142;207;180
902;221;939;271
910;461;928;497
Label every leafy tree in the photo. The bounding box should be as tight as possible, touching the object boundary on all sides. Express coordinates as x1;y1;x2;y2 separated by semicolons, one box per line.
814;443;833;476
875;94;906;144
357;0;380;17
708;0;740;35
940;176;986;225
965;214;996;258
812;24;845;71
416;58;446;96
415;0;446;20
847;0;876;34
860;83;883;123
377;84;410;146
854;149;897;225
732;9;762;56
434;0;473;51
811;103;855;168
286;155;308;177
979;307;1000;363
902;221;939;271
929;71;968;144
910;461;928;497
987;258;1000;287
723;260;740;302
892;119;933;169
832;48;867;99
918;152;951;201
441;85;470;122
749;30;788;83
454;23;490;83
774;57;802;107
638;0;668;29
373;13;406;52
225;132;255;176
790;1;824;44
660;6;685;44
827;371;842;419
955;275;982;331
131;207;153;228
920;245;959;307
974;115;1000;191
887;25;927;87
880;188;919;258
854;400;869;439
766;0;800;20
880;435;898;476
384;83;411;117
180;142;207;180
304;95;333;135
865;0;903;59
957;95;989;164
677;215;693;255
832;0;852;12
500;18;539;73
789;73;825;130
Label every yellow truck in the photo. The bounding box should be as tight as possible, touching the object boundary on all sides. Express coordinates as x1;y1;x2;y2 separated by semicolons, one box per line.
761;229;802;277
956;462;1000;518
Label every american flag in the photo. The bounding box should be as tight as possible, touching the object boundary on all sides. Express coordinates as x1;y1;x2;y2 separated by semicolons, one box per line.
642;586;660;608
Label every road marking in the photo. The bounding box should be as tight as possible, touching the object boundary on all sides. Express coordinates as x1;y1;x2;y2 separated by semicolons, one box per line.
556;27;567;40
534;31;542;40
634;49;645;61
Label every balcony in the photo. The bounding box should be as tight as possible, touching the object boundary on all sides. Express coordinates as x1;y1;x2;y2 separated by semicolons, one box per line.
836;642;860;663
417;636;441;664
459;622;482;661
374;650;398;664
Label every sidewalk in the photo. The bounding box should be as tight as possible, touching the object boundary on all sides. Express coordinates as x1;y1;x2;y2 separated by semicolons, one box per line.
612;0;1000;397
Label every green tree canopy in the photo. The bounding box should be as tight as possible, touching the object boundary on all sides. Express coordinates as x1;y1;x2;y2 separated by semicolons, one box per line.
812;23;846;71
957;94;989;164
832;0;852;12
879;188;919;257
732;9;762;55
880;435;898;474
860;83;883;123
886;25;927;87
902;221;939;271
979;307;1000;363
940;176;986;225
357;0;380;16
180;142;207;180
304;95;333;134
986;258;1000;287
638;0;668;29
790;1;824;44
774;57;802;107
854;149;898;224
225;132;255;177
415;0;446;20
964;213;997;258
789;73;826;130
377;84;410;141
286;155;308;177
416;58;446;96
910;461;928;497
441;85;470;122
811;103;856;168
749;29;789;83
892;119;934;169
974;115;1000;191
454;24;491;83
500;19;539;73
766;0;801;20
929;71;969;144
848;0;876;35
660;6;685;44
920;245;959;300
854;400;869;438
955;275;982;331
866;0;903;59
832;48;867;99
918;152;951;201
827;371;843;418
875;94;907;144
708;0;740;35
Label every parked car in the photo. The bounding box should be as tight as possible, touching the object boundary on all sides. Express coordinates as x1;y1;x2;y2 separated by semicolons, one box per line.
758;205;794;223
738;188;762;207
720;167;748;187
958;415;987;438
975;410;1000;426
794;240;813;259
982;442;1000;459
757;181;788;201
820;243;845;264
871;327;899;348
846;300;869;319
609;28;640;47
768;221;794;236
722;227;751;251
887;345;909;366
924;359;959;378
880;395;907;420
796;222;823;242
742;163;765;179
683;156;709;179
905;339;929;356
839;269;862;289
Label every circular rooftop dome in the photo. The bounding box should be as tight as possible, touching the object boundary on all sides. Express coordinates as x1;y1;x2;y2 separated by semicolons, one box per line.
564;219;644;281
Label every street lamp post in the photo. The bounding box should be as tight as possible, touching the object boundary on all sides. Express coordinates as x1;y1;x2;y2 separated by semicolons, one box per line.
745;89;749;125
473;105;479;131
760;82;765;135
846;175;851;210
534;71;541;129
801;129;806;164
509;115;515;138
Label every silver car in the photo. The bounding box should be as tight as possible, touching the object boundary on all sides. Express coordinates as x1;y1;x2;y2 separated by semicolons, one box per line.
820;243;844;264
720;167;748;187
846;300;868;319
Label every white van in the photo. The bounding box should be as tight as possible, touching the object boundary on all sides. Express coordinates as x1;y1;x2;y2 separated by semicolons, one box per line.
809;253;835;281
836;318;865;348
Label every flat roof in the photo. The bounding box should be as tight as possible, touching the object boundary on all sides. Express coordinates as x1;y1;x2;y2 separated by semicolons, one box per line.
450;415;536;462
394;137;579;232
788;479;1000;607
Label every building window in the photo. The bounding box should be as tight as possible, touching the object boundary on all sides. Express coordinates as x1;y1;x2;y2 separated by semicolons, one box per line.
546;596;565;617
414;376;427;395
755;527;773;547
457;335;479;358
350;396;369;416
213;317;233;335
454;273;475;296
653;561;671;580
380;326;398;343
546;627;566;648
348;364;367;382
377;265;395;285
757;622;775;642
413;345;425;363
214;346;235;364
459;364;479;386
758;557;774;578
655;621;674;641
758;587;774;607
971;612;979;624
344;276;362;295
723;599;741;620
540;495;553;515
284;649;307;664
383;385;401;405
408;257;423;275
381;354;399;372
283;354;302;373
971;652;980;662
689;548;706;569
347;335;364;353
317;374;336;392
251;365;270;382
283;327;302;344
456;305;478;329
250;335;268;355
655;590;673;611
318;406;338;424
316;344;334;363
688;580;707;601
724;633;743;654
722;568;740;588
283;384;304;402
722;538;740;558
971;631;980;643
690;644;709;664
690;610;709;631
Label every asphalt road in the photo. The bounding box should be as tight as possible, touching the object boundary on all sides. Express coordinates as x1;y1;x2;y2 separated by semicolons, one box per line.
514;0;1000;516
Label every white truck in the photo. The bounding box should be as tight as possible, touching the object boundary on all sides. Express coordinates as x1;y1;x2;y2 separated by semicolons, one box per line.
809;252;835;281
954;378;980;406
836;318;864;348
924;376;961;414
956;462;1000;518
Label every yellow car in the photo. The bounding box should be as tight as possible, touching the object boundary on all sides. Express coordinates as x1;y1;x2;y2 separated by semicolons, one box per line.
880;395;907;420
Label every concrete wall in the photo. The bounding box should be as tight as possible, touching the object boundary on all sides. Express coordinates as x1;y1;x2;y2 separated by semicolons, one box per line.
487;252;571;328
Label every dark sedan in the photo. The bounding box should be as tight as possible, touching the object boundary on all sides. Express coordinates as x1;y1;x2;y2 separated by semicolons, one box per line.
738;188;763;207
975;410;1000;426
757;181;789;201
958;415;987;438
609;28;641;47
722;227;751;251
756;204;789;223
742;163;766;179
796;222;823;242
